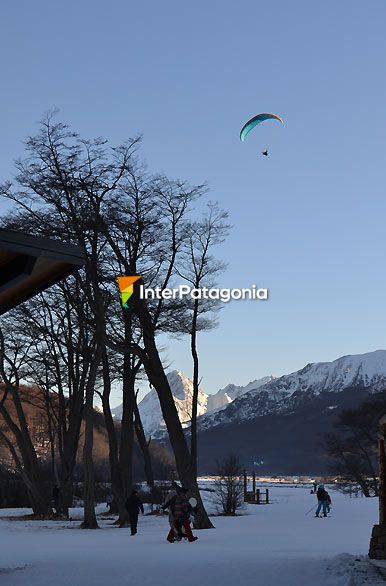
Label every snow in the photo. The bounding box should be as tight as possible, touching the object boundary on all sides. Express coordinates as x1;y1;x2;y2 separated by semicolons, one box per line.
206;376;276;413
0;486;384;586
290;350;386;393
112;370;208;436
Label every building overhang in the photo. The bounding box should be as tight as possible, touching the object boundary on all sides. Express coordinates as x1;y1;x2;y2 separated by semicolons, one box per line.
0;229;85;315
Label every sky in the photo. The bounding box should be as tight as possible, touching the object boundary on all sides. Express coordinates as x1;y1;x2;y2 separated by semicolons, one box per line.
1;0;386;402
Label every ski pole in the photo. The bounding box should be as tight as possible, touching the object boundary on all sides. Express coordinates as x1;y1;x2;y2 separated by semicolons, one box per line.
305;504;316;516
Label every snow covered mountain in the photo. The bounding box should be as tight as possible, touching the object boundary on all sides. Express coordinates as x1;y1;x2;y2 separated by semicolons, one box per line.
112;371;208;436
112;371;274;436
206;376;275;413
195;350;386;474
112;350;386;441
198;350;386;431
139;370;208;436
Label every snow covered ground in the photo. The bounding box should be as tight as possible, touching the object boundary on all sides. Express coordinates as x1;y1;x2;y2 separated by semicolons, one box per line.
0;486;384;586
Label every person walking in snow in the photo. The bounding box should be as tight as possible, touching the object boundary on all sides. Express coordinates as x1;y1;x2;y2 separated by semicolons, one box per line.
125;490;144;535
162;482;181;538
163;485;198;543
315;484;328;517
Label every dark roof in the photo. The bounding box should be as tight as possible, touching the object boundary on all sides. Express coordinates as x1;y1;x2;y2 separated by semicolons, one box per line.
0;229;85;315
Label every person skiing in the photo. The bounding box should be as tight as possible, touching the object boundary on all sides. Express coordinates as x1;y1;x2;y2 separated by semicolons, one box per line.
163;485;198;543
125;490;144;535
315;484;328;517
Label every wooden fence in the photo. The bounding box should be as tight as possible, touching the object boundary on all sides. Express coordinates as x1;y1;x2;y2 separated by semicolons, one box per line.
243;471;269;504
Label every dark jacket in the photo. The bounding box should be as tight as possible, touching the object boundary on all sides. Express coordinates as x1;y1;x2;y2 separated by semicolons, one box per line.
316;487;327;501
172;493;192;521
125;494;144;515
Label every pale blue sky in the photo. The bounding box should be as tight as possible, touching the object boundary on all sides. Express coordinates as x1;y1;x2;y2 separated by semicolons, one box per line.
1;1;386;400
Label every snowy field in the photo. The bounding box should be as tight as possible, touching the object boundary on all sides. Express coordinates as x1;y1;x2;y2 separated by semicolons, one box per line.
1;486;385;586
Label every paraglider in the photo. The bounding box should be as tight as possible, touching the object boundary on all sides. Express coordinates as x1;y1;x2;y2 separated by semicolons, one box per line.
240;112;284;142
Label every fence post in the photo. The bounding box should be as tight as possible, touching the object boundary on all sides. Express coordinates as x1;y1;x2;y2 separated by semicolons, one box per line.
369;415;386;558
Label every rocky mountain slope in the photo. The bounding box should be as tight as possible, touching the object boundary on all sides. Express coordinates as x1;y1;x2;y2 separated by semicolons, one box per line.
198;350;386;431
113;350;386;473
112;371;274;436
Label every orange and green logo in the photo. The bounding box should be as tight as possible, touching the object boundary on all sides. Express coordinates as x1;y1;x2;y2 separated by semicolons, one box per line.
117;276;141;308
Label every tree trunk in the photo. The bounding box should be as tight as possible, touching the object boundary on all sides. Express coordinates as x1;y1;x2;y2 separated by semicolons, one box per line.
133;296;213;529
380;433;386;523
102;393;126;523
190;298;199;480
81;350;100;529
101;347;127;524
118;357;136;524
27;483;51;517
57;397;84;518
134;393;154;489
0;395;52;517
57;480;74;518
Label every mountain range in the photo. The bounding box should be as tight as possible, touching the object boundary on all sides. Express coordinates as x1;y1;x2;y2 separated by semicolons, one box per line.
198;349;386;430
113;349;386;474
112;371;275;436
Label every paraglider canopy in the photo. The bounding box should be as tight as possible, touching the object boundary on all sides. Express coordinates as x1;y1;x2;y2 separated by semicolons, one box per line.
240;112;283;142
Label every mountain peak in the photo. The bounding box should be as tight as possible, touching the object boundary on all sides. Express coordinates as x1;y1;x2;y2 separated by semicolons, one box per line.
199;349;386;431
112;350;386;438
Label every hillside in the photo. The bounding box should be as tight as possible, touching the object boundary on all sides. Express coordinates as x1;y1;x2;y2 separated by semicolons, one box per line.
142;350;386;474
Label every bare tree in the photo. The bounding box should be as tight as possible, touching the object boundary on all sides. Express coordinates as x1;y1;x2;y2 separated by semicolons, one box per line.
0;114;229;530
324;392;386;497
177;202;229;484
0;328;52;516
134;389;154;489
100;149;214;528
0;116;134;527
10;282;97;518
213;454;244;515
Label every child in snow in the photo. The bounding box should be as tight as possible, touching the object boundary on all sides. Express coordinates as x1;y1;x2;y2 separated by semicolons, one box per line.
325;491;332;514
162;482;183;540
315;484;328;517
163;486;198;543
180;498;198;540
